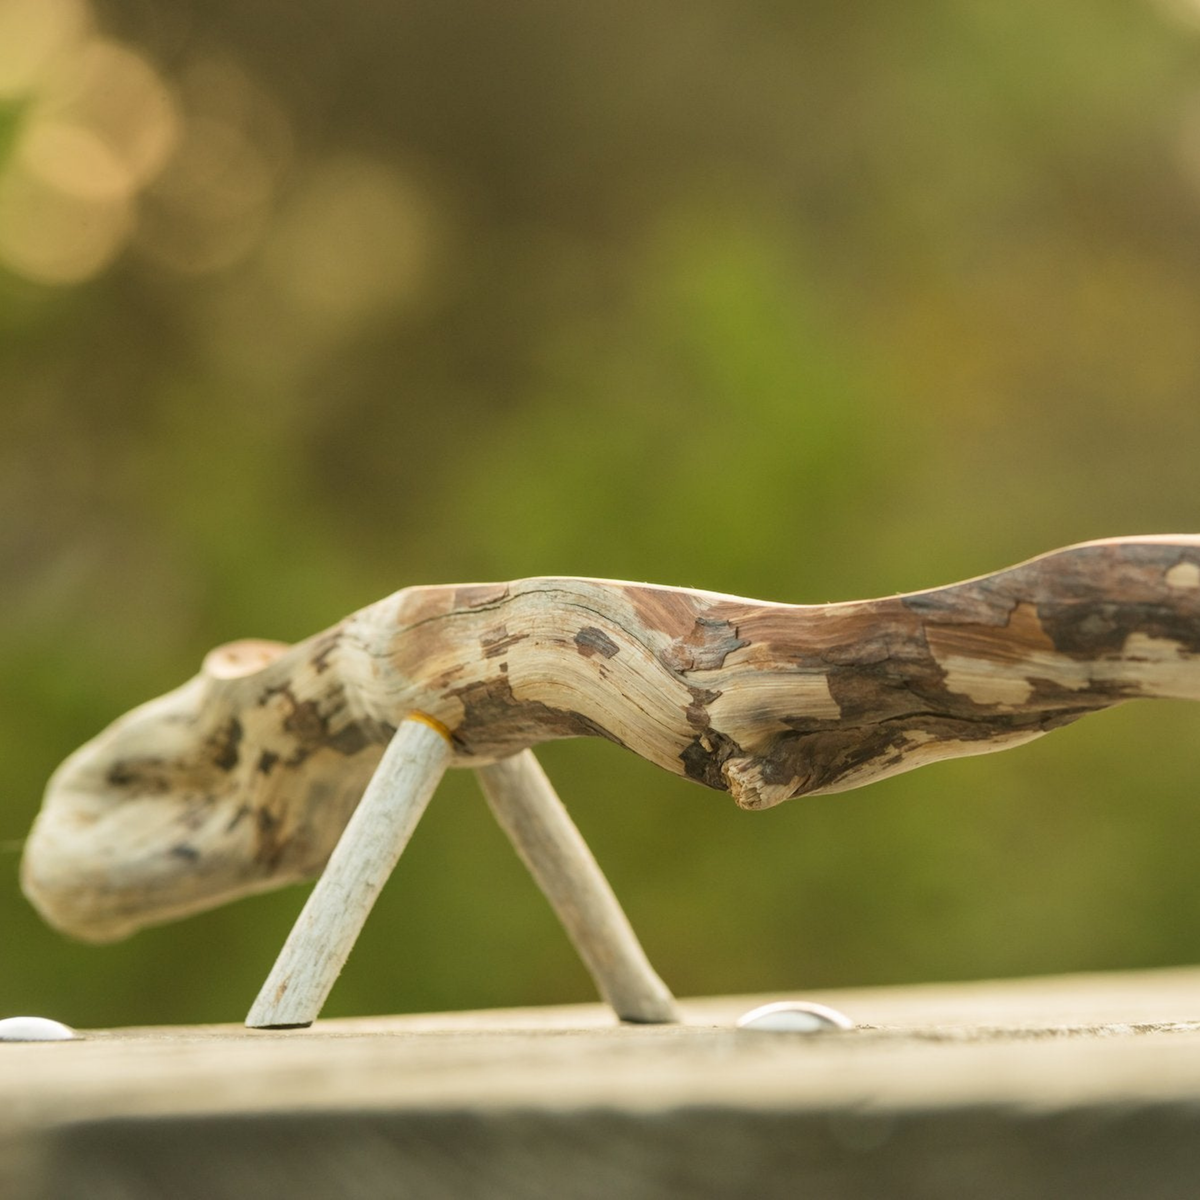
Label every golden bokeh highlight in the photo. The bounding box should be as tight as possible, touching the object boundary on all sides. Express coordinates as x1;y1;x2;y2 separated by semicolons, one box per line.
0;162;134;283
0;0;439;305
0;0;298;286
0;0;90;99
0;0;177;284
137;55;293;275
262;155;441;329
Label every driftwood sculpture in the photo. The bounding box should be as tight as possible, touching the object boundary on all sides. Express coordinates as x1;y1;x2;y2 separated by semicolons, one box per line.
21;536;1200;1027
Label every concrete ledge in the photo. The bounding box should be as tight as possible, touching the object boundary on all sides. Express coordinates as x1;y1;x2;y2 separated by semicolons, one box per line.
6;967;1200;1199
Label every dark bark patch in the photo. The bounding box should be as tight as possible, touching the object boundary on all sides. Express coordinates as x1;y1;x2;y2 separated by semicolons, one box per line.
903;581;1018;627
680;728;744;791
282;698;328;746
210;718;243;772
677;680;741;789
684;685;720;731
661;616;749;673
309;629;341;674
981;542;1200;656
326;722;380;756
574;627;620;659
734;604;922;673
257;682;387;771
448;674;620;757
481;625;528;659
105;758;172;796
169;843;200;862
1039;601;1200;659
750;702;1101;800
824;656;946;724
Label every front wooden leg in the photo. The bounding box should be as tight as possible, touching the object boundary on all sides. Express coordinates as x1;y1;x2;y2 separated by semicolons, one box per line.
245;715;452;1029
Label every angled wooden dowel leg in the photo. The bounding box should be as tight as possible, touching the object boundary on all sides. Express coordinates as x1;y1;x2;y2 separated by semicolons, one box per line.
245;715;452;1029
477;751;678;1024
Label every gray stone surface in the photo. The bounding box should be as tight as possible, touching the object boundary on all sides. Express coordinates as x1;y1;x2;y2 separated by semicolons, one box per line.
6;967;1200;1198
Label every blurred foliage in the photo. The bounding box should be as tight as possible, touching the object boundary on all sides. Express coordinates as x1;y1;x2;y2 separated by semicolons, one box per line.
4;0;1200;1027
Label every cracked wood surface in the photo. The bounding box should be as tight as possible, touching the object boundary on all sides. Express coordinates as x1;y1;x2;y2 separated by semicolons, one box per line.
22;535;1200;941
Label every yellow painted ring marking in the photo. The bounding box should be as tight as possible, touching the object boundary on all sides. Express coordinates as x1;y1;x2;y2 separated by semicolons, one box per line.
407;710;454;743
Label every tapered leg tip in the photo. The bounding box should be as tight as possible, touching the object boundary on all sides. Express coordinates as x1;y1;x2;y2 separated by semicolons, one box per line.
615;999;681;1025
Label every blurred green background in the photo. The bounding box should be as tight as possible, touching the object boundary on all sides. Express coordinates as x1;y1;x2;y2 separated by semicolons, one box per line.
4;0;1200;1028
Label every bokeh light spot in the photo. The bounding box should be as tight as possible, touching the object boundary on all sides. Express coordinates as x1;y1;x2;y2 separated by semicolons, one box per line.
19;119;128;200
0;10;178;284
0;166;132;283
136;53;292;276
37;38;179;188
0;0;91;100
264;156;439;326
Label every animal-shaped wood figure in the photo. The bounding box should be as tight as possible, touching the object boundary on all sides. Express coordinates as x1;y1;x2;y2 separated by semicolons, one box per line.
22;536;1200;1027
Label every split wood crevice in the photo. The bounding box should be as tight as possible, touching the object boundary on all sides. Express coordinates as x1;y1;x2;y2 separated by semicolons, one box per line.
21;536;1200;1027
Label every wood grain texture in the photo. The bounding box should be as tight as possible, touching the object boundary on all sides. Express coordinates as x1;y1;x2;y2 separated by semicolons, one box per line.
22;535;1200;941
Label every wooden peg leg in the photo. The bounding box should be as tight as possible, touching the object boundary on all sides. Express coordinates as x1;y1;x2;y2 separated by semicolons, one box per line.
245;715;452;1029
477;751;678;1024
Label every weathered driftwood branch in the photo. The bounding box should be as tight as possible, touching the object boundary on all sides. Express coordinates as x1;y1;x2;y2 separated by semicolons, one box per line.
22;536;1200;950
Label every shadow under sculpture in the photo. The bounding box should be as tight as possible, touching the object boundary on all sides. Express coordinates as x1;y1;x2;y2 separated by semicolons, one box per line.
20;536;1200;1027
